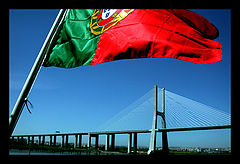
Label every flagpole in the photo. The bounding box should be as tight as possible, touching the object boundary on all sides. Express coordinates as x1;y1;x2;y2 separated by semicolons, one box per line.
9;9;67;137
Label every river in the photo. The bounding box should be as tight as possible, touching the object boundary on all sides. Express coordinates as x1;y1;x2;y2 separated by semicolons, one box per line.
9;149;129;155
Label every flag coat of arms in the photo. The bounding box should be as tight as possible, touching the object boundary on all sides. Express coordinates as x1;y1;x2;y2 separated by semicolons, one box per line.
43;9;222;68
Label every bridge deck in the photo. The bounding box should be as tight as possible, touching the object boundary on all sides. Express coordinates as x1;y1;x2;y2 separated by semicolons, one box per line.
11;125;230;137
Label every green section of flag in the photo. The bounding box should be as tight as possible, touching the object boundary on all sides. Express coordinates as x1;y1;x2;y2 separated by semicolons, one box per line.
44;9;100;68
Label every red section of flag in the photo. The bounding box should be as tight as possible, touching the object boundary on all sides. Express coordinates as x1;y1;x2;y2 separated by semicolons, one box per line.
91;9;222;65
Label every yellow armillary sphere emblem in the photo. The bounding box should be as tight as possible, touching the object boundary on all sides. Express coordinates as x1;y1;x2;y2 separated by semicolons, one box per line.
90;9;134;35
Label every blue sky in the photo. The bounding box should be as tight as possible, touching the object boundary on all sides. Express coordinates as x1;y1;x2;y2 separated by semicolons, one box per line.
9;9;231;148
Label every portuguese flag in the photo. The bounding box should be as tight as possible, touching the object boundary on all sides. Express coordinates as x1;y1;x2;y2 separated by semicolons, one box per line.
43;9;222;68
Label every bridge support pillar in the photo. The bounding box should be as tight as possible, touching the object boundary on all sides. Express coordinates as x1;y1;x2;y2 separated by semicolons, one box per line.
74;135;78;148
65;134;68;147
31;136;34;144
16;136;19;142
87;133;91;148
78;134;82;148
128;133;132;153
61;135;64;147
88;134;99;149
161;88;169;154
38;136;41;145
148;85;158;154
27;136;31;144
105;134;109;151
162;132;168;153
133;133;137;153
95;134;99;149
148;86;169;155
53;135;56;146
42;135;45;145
50;136;52;146
111;134;115;150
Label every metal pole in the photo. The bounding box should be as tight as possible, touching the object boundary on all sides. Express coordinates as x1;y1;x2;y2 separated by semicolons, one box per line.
9;9;67;137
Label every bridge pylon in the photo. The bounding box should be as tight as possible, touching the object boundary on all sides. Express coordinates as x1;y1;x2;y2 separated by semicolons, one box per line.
148;85;168;155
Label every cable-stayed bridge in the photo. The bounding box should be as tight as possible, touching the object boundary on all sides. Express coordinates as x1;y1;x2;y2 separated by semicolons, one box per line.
96;87;230;131
11;85;231;154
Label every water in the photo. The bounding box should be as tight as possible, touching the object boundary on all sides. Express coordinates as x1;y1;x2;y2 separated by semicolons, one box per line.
10;149;86;155
9;149;128;155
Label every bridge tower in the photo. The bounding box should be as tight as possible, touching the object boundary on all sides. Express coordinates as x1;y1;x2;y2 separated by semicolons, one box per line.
148;85;168;155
